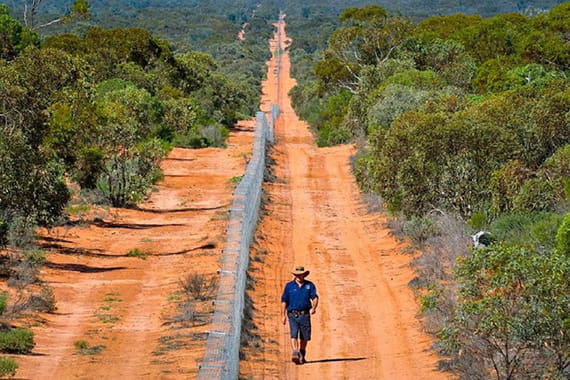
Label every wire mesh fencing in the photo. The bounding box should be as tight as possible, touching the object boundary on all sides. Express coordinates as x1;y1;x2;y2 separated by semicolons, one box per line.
197;107;279;379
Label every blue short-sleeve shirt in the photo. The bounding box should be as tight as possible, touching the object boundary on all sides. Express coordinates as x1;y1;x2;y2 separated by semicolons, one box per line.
281;280;318;311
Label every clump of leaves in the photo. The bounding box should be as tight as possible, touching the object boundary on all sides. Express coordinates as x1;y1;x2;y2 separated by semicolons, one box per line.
126;248;148;259
0;356;18;378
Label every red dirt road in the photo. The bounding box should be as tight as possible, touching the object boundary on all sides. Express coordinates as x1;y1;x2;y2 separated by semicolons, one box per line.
241;18;451;379
15;124;255;378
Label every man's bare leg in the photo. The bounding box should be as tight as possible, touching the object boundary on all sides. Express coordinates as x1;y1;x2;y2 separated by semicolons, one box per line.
299;340;308;363
290;338;301;363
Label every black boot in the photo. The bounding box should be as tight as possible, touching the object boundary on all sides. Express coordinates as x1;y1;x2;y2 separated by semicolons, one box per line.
299;349;306;364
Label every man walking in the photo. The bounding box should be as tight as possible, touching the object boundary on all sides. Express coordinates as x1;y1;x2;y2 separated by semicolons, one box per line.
281;266;319;364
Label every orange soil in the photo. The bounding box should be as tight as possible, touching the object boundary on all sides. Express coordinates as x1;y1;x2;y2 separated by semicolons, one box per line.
240;18;453;380
14;124;255;378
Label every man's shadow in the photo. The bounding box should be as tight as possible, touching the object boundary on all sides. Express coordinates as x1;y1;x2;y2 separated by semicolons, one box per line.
304;357;367;364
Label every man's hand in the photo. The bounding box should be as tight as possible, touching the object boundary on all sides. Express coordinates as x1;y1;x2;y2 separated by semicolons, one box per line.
282;315;287;325
310;307;317;315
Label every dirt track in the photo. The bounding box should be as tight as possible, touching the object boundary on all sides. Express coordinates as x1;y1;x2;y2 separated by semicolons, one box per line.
241;18;450;379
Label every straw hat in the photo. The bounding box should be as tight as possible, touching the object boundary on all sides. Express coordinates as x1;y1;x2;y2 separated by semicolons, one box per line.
291;266;310;276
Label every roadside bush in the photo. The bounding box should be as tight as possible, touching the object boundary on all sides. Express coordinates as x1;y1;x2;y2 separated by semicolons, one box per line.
0;327;35;354
403;215;439;247
73;146;105;190
454;245;570;379
6;215;36;250
179;273;217;301
0;356;18;378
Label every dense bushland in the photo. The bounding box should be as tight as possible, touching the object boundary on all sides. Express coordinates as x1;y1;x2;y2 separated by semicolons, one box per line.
289;3;570;379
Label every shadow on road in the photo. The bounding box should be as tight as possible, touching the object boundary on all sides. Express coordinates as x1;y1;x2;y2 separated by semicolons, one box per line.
305;357;367;364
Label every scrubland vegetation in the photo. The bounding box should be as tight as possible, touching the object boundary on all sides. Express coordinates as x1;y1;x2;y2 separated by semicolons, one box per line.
287;3;570;378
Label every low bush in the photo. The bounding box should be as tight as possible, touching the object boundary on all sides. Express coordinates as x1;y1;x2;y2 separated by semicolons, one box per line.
403;215;439;247
0;356;17;378
179;273;217;301
0;327;35;354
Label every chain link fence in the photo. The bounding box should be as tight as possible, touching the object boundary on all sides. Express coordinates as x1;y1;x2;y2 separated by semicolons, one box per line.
197;107;279;379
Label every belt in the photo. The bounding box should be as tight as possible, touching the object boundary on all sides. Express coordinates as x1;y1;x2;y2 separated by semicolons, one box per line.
288;309;310;316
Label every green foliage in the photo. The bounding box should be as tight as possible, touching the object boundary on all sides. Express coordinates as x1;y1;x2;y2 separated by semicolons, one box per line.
339;6;386;24
555;212;570;256
314;90;352;147
366;84;429;130
73;146;105;190
0;5;40;60
0;218;7;247
467;213;487;230
0;356;18;378
455;245;570;378
0;328;35;354
402;215;439;247
74;339;105;355
24;250;46;267
71;0;91;20
489;211;562;251
419;287;441;313
0;294;7;315
126;248;148;260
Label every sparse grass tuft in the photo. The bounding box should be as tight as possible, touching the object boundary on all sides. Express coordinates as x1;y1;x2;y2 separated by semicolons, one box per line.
0;356;18;378
126;248;148;259
74;340;106;355
229;176;243;184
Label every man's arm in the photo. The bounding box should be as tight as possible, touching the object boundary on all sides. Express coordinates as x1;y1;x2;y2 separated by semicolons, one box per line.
281;301;288;325
310;296;318;314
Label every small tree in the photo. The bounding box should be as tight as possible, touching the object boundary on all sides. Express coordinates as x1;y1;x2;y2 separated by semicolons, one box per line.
454;244;570;379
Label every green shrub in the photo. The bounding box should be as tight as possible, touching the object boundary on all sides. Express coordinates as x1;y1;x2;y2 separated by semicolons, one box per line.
24;250;46;267
491;211;563;249
74;340;105;355
556;212;570;256
403;215;438;246
74;340;89;350
0;294;7;315
0;356;18;378
467;212;487;230
513;178;558;212
126;248;148;260
6;215;36;249
73;146;105;189
420;290;440;313
0;327;35;354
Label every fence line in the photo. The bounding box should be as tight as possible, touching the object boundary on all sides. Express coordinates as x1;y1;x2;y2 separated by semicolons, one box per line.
197;106;279;379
